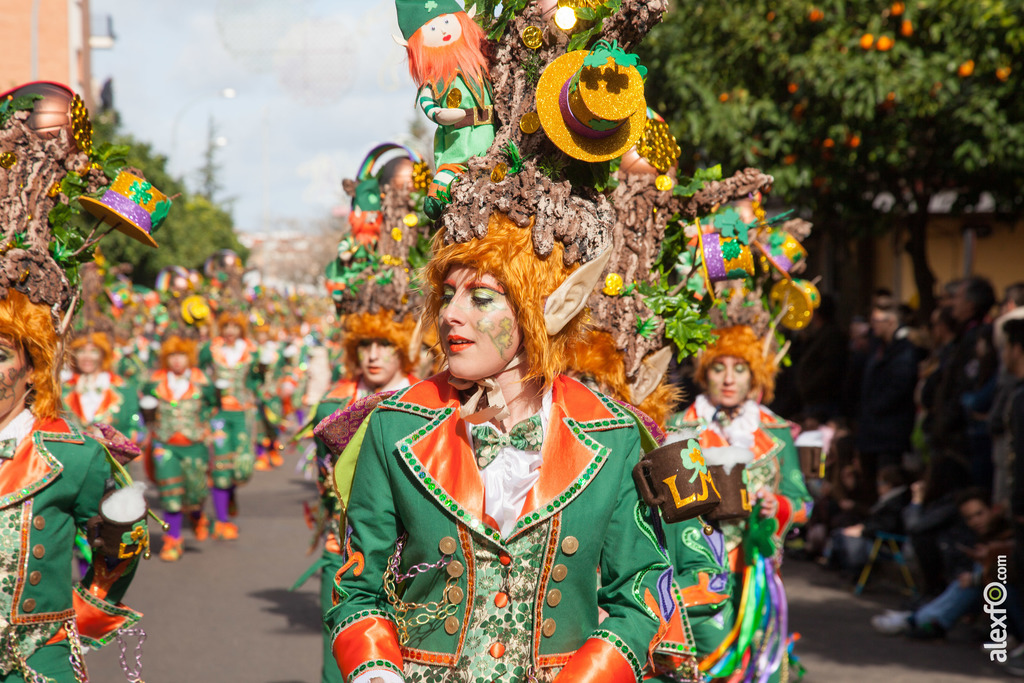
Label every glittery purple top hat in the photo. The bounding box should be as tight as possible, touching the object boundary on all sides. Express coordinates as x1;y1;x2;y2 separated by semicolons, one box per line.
78;170;170;248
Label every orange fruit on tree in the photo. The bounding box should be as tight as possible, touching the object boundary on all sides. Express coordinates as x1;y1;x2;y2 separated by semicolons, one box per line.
767;11;776;21
860;33;875;49
719;92;730;102
958;60;975;77
787;82;799;94
848;135;861;148
823;138;835;148
891;2;905;16
900;20;913;36
876;36;893;51
996;66;1011;82
808;8;824;22
784;154;797;165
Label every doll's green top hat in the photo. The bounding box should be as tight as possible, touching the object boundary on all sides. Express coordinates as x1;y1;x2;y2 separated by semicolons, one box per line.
396;0;464;40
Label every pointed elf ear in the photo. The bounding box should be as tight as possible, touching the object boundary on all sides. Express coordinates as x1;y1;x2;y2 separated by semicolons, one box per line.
466;5;477;19
543;247;612;336
392;34;408;48
630;346;673;405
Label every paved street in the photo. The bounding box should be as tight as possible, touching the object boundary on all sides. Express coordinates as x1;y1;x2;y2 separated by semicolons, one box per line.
87;457;1009;683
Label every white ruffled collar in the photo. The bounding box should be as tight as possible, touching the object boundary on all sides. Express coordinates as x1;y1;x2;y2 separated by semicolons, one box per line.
694;394;760;450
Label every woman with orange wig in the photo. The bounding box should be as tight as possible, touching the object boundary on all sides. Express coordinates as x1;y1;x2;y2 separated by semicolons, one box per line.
319;214;676;683
198;310;260;540
0;80;156;681
141;334;219;561
664;325;812;682
64;329;143;443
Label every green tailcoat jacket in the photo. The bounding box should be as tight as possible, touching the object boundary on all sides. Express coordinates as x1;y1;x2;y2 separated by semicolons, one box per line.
0;417;141;675
324;374;677;683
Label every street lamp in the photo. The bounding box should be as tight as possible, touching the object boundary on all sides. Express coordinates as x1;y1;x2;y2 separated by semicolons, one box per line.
169;87;237;158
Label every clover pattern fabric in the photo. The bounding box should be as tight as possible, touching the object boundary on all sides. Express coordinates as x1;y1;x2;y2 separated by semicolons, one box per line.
402;524;559;683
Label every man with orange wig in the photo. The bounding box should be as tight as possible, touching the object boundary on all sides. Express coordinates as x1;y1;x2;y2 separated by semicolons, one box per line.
142;334;219;561
198;311;260;540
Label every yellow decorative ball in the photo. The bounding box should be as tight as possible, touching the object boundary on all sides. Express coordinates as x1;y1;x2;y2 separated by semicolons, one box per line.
603;273;624;296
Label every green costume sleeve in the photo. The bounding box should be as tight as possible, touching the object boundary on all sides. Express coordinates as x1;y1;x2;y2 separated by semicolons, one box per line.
581;430;673;676
197;343;213;372
113;381;143;442
324;411;399;630
766;425;813;538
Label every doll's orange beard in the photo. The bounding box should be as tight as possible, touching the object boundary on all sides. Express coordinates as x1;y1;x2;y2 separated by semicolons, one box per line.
349;210;383;245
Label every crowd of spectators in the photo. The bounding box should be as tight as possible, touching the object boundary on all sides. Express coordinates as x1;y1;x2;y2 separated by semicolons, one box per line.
773;277;1024;673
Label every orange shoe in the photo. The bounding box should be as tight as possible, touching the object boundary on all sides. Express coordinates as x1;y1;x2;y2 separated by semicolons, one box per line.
270;449;284;467
213;521;239;541
254;458;273;472
159;536;184;562
191;514;210;542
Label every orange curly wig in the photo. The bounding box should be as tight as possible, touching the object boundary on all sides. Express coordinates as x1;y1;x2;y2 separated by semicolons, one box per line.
0;291;63;420
68;331;114;372
160;335;198;369
567;331;682;429
217;311;249;339
423;213;586;389
342;311;418;377
694;325;776;404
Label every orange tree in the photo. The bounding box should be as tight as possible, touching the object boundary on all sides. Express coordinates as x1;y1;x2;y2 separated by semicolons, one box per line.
639;0;1024;313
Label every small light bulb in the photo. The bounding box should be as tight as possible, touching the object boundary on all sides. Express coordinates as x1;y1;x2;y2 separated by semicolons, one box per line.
554;6;577;30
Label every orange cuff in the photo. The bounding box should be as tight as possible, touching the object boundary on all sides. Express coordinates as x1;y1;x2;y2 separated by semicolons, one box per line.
62;583;142;648
555;636;639;683
332;615;404;680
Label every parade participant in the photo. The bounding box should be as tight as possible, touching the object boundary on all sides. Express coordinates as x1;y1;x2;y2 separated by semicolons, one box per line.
321;212;682;683
199;311;260;540
0;81;160;681
64;329;143;443
142;334;218;561
667;324;813;682
254;317;287;471
300;142;429;683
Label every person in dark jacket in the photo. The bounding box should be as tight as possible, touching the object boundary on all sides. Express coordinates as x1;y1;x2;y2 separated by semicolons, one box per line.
828;465;911;572
903;454;973;596
856;302;921;487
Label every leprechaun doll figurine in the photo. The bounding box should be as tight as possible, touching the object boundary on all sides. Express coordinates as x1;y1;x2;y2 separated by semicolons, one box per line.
142;334;219;561
394;0;494;217
319;215;675;683
198;310;260;540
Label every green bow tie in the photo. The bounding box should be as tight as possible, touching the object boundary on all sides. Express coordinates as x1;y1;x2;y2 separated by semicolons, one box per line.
470;415;544;469
0;438;18;460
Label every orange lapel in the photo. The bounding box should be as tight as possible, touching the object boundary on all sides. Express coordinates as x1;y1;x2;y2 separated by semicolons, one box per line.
0;418;79;510
509;376;634;541
386;375;493;541
64;386;84;421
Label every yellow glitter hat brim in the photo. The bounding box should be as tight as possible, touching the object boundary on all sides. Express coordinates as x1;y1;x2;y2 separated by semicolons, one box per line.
78;196;160;248
536;51;648;163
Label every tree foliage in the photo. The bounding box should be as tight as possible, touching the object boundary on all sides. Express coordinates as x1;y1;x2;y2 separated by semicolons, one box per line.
90;114;247;286
640;0;1024;311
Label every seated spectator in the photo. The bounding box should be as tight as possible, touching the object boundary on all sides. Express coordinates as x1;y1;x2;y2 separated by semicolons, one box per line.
871;488;1014;639
903;453;973;596
806;463;871;558
828;465;911;573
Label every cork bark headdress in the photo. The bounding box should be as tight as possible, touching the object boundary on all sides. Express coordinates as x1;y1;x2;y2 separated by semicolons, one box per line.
0;82;163;331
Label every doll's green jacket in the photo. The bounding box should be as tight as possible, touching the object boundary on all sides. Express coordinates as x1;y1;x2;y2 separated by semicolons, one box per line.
0;417;141;672
324;374;677;683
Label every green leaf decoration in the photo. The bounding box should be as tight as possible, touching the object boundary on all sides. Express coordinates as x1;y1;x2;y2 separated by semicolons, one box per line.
635;316;658;338
501;140;524;174
720;238;742;260
713;207;752;244
0;93;43;128
151;200;171;230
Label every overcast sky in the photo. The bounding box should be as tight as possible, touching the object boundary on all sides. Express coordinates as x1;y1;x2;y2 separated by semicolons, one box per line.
90;0;428;233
